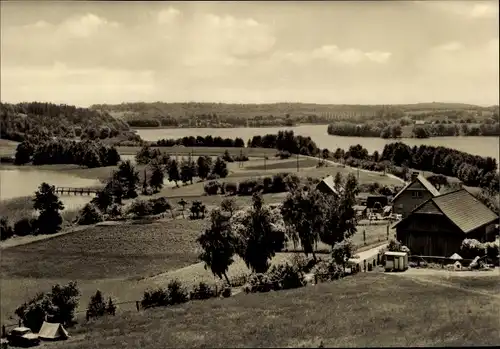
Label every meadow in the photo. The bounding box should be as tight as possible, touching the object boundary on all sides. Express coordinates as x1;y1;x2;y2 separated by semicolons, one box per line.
46;273;500;348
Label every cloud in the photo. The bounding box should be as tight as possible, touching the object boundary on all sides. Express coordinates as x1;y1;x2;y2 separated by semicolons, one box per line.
435;41;464;52
157;7;181;24
1;63;156;106
272;45;392;66
419;1;499;19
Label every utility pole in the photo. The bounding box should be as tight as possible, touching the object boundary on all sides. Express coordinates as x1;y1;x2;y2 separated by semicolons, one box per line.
264;154;267;172
296;153;299;172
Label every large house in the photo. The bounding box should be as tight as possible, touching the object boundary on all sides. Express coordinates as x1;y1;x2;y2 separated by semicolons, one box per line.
393;189;499;257
392;171;440;218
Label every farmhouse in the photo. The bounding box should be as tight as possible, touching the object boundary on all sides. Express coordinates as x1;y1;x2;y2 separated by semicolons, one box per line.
393;189;499;257
316;175;342;196
392;171;440;218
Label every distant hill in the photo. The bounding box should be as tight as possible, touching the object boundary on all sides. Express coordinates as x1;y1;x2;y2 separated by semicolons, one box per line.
90;102;494;128
0;101;130;142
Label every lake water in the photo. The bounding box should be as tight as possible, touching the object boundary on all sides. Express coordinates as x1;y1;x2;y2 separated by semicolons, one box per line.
0;169;102;210
136;125;500;163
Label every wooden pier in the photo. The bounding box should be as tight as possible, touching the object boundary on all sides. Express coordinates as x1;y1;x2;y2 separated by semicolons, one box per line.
54;187;100;196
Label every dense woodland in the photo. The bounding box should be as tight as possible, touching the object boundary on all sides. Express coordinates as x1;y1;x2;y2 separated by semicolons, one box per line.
154;136;245;148
0;102;131;142
91;102;498;129
14;139;121;168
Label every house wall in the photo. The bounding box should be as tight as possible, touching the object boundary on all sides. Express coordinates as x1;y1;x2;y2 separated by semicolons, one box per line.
396;214;464;256
467;222;498;243
392;182;435;218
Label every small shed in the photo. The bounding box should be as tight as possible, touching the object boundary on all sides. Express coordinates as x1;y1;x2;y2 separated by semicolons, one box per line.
384;251;408;272
366;195;388;210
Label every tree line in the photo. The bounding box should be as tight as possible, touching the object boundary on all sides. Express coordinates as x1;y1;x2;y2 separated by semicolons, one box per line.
0;102;130;142
327;119;500;139
14;139;121;168
153;135;245;148
327;142;499;191
247;130;320;156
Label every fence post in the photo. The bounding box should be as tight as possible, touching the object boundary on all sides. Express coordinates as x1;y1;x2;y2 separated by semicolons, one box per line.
18;320;21;327
136;301;140;311
2;325;6;338
314;274;318;285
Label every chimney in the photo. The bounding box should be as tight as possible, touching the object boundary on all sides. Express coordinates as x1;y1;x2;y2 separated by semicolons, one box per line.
411;171;419;181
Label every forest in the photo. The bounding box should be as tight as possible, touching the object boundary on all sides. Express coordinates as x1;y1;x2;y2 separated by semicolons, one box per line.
327;118;500;138
14;139;121;168
0;102;130;142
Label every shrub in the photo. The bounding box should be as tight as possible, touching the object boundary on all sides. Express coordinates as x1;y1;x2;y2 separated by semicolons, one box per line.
221;286;231;298
87;290;106;318
276;150;292;159
13;217;37;236
244;273;274;293
141;288;169;309
388;238;403;252
222;150;234;162
311;260;344;282
1;217;14;240
149;197;171;215
224;182;238;195
206;173;220;180
190;282;216;300
460;238;485;259
76;203;103;225
127;199;153;217
204;180;220;195
234;154;249;162
267;263;306;290
166;279;189;305
106;203;123;218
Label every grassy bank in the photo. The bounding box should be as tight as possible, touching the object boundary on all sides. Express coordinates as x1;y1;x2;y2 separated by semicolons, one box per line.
0;196;80;226
47;273;500;348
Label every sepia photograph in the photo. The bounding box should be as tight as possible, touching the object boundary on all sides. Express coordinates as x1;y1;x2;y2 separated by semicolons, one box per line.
0;0;499;348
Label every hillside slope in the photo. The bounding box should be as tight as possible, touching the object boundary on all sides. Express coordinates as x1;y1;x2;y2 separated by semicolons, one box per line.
0;102;130;142
90;102;493;128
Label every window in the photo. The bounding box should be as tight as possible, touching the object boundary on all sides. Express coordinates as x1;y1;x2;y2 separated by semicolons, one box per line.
411;191;422;199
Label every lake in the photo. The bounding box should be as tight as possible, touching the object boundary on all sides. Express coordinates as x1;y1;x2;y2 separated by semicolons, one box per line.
0;169;102;210
135;125;500;163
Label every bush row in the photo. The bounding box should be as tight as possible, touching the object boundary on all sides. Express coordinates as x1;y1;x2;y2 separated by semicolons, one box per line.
203;173;301;196
141;280;230;309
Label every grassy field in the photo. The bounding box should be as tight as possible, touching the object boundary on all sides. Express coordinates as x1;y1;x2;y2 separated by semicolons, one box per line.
46;273;500;348
0;218;209;324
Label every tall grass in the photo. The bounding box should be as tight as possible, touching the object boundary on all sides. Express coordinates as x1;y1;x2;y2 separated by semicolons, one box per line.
0;195;80;228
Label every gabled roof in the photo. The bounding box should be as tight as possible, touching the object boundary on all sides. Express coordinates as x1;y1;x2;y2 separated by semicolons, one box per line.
317;175;343;195
392;174;440;201
394;189;499;234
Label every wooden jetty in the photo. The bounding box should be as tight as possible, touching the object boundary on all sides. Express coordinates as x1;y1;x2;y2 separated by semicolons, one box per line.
54;187;100;196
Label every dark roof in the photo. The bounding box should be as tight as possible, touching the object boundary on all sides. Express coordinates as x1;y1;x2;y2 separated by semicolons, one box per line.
392;174;440;201
394;189;499;234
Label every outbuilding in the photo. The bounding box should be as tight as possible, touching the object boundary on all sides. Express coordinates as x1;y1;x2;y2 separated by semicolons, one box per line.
393;189;499;257
384;251;409;271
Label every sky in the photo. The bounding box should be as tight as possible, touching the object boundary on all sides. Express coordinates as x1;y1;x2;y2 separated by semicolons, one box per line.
1;0;499;107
